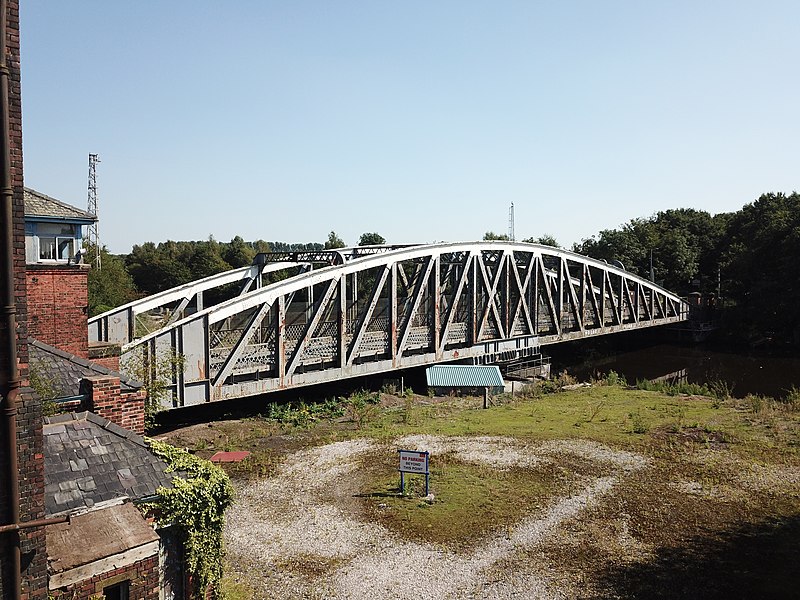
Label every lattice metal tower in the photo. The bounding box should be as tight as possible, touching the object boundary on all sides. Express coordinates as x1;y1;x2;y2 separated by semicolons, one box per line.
87;153;101;269
508;202;515;242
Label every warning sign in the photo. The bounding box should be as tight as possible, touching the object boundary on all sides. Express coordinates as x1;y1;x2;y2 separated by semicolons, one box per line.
398;450;429;474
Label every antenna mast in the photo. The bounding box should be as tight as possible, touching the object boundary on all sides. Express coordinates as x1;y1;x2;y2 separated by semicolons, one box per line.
508;202;515;242
87;153;101;270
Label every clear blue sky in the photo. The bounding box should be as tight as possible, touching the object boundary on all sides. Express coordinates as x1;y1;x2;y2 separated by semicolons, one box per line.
20;1;799;254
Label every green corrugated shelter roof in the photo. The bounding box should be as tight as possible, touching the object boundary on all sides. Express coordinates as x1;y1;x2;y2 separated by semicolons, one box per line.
426;365;504;388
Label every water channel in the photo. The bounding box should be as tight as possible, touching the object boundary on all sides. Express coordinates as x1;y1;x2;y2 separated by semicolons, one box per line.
548;335;800;400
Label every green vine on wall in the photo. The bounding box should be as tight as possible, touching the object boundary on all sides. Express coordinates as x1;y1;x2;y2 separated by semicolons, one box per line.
145;439;234;599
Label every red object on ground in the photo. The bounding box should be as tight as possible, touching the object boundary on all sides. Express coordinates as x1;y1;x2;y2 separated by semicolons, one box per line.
209;451;251;463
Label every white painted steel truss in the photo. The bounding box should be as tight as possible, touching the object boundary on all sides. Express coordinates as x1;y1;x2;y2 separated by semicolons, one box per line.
88;246;416;346
119;242;689;408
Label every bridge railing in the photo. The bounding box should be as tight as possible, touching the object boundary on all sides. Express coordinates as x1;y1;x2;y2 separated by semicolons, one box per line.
117;242;689;409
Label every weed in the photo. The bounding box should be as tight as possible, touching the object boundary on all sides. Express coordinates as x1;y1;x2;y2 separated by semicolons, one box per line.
401;394;416;425
586;400;606;423
554;370;577;389
629;410;649;434
344;390;381;429
709;379;733;402
671;405;687;431
782;386;800;412
746;394;765;415
603;370;627;387
220;573;254;600
634;378;711;397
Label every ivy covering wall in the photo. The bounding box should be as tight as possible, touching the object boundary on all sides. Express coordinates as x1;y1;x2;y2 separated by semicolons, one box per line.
146;440;234;599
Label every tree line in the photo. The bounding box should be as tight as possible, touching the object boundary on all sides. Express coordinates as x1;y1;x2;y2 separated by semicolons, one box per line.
572;192;800;346
85;231;383;315
87;193;800;347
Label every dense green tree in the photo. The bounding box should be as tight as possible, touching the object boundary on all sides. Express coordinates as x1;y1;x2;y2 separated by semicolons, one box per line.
358;232;386;246
721;192;800;343
126;242;193;294
523;234;560;248
483;231;509;241
324;231;346;249
188;241;232;280
223;235;256;268
252;239;272;253
84;244;137;316
573;209;724;293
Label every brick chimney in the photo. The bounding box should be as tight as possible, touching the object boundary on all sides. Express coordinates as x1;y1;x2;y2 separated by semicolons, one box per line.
26;264;90;359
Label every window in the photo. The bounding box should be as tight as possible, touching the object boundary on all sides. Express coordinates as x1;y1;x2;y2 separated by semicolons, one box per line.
103;580;130;600
34;223;77;262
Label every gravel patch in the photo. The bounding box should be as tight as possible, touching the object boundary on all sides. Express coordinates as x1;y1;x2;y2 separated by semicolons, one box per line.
737;463;800;494
396;434;547;469
225;436;649;599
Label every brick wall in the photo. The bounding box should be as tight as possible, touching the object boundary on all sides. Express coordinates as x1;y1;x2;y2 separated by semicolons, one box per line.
81;376;146;436
0;1;48;599
49;554;159;600
25;265;90;359
87;342;122;372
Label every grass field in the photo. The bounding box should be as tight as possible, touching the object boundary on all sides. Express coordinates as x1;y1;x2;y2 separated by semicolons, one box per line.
160;382;800;598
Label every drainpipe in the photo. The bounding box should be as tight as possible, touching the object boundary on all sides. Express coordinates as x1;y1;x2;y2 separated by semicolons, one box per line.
0;0;23;597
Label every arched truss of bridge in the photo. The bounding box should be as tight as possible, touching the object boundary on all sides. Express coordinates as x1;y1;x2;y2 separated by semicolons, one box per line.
101;242;688;409
88;245;413;346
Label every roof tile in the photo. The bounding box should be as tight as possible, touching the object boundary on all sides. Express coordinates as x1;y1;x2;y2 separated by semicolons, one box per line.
43;412;174;517
23;187;96;222
29;339;142;400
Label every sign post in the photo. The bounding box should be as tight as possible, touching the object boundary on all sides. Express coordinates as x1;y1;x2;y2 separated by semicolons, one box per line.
398;449;429;496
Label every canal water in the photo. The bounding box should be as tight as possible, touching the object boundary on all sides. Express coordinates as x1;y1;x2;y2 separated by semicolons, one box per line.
549;338;800;400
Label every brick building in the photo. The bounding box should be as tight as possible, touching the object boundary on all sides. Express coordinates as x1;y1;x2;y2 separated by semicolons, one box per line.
0;4;204;598
0;1;48;598
42;413;184;600
23;188;96;360
16;190;188;598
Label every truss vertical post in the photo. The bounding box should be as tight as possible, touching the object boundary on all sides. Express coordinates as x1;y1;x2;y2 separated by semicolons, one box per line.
276;296;286;386
390;263;398;366
600;268;606;327
504;252;510;336
533;253;539;333
557;258;565;333
471;253;478;344
433;256;441;358
580;264;587;323
338;277;347;368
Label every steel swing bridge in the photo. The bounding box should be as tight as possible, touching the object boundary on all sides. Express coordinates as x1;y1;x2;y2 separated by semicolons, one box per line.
89;242;689;409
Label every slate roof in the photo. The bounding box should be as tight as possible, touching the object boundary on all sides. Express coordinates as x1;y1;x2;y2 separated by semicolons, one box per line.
29;338;141;400
23;187;97;222
426;365;505;388
43;412;174;517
